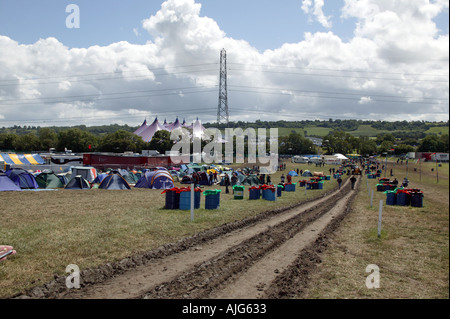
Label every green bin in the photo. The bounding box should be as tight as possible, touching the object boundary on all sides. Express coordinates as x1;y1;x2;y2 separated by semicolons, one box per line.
233;185;245;200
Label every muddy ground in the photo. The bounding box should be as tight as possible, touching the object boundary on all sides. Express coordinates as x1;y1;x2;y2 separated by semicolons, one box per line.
14;177;359;299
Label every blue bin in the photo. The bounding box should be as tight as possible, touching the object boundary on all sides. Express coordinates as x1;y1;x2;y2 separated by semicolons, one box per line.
263;189;276;201
205;192;220;210
318;182;323;190
306;183;312;190
396;192;410;206
165;190;180;209
386;192;396;206
410;192;424;207
249;188;261;200
179;191;201;210
285;184;296;192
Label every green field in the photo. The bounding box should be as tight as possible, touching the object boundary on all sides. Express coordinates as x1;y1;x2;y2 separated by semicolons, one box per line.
0;162;342;298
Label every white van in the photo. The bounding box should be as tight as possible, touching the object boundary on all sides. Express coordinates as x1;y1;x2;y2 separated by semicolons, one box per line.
292;156;309;163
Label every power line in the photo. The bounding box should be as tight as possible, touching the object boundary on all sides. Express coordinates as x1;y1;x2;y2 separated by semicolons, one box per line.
228;67;449;83
228;62;449;77
0;63;219;83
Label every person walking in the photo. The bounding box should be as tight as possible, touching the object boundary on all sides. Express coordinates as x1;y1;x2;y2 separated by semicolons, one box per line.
224;174;230;194
350;175;357;190
337;176;343;189
280;174;285;184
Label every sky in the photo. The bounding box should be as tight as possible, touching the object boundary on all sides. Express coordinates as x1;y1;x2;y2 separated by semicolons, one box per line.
0;0;448;128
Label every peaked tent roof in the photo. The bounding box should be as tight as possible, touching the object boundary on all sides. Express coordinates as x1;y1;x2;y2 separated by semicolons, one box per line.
133;119;148;136
192;118;206;139
138;117;166;142
165;117;183;132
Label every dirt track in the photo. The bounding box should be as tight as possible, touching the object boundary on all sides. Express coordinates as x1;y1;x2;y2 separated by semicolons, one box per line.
16;176;359;299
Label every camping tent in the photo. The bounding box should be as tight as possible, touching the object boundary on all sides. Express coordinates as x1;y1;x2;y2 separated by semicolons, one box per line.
98;172;131;190
241;174;261;186
288;170;299;177
70;166;98;183
65;175;91;190
302;170;313;177
0;173;22;191
92;173;108;184
35;170;64;189
5;168;39;189
135;170;174;189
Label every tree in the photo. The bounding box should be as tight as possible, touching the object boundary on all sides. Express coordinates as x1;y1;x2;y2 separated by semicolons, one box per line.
98;130;147;153
323;130;357;155
13;133;41;152
378;140;394;153
279;132;316;155
39;128;58;151
0;133;17;151
57;128;98;153
148;130;173;154
417;134;449;152
358;136;378;156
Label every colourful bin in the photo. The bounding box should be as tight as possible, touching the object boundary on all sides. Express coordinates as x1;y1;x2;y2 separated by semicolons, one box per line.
249;187;261;200
233;185;245;200
179;188;202;210
284;183;296;192
204;190;221;210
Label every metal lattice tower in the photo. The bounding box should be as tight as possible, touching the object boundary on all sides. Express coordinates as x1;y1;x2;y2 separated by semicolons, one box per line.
217;48;229;125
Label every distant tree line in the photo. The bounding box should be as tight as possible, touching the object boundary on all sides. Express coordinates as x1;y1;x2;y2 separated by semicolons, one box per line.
1;120;448;154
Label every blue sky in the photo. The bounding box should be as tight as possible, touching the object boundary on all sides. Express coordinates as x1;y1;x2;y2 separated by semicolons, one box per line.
1;0;366;50
0;0;448;126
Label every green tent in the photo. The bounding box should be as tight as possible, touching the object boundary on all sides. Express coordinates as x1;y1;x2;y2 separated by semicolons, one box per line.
35;170;64;189
242;174;261;186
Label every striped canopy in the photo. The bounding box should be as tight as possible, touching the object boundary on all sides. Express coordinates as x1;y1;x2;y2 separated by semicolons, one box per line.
0;153;45;165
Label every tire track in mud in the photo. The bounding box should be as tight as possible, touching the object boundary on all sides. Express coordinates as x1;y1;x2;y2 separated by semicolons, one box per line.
140;178;359;299
15;177;357;299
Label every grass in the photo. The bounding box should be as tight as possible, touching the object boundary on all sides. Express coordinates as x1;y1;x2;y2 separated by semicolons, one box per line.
0;162;342;298
304;160;449;299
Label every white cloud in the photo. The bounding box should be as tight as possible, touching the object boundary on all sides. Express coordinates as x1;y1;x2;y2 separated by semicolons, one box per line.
0;0;448;127
301;0;333;28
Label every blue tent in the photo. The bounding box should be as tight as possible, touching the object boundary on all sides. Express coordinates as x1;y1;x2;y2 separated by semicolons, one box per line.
98;172;131;190
135;170;174;189
288;170;299;177
93;173;108;184
5;168;39;189
0;173;22;191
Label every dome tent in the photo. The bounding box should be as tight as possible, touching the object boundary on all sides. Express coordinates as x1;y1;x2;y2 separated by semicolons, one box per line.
98;171;131;190
135;169;174;189
0;172;22;191
5;168;39;189
35;170;64;189
65;175;91;190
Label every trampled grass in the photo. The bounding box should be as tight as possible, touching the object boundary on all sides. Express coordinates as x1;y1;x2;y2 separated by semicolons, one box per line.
305;160;449;299
0;162;341;298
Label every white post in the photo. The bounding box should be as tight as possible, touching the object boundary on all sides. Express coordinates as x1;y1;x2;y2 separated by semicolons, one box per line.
190;183;195;222
370;190;374;208
377;200;383;238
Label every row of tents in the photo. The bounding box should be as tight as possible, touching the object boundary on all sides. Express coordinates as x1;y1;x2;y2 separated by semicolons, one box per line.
0;167;176;191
